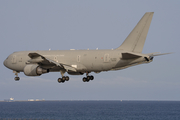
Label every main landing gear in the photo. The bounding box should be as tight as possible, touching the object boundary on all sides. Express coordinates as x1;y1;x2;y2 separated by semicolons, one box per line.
14;71;20;81
57;70;70;83
57;71;94;83
58;76;69;83
82;72;94;82
82;75;94;82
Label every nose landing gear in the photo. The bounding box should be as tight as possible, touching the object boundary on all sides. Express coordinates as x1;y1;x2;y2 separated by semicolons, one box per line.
15;77;20;81
13;71;20;81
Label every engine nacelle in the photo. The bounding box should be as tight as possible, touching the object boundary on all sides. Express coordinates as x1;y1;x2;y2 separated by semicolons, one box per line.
24;64;49;76
68;72;84;75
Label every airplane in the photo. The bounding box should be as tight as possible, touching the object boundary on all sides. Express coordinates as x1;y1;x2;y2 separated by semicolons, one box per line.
3;12;170;83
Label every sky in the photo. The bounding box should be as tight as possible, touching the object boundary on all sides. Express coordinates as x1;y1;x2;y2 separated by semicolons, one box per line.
0;0;179;101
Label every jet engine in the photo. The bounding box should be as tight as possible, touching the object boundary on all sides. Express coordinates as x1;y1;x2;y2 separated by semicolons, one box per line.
24;64;49;76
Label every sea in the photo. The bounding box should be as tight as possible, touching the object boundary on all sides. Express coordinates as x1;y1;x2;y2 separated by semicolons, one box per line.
0;101;180;120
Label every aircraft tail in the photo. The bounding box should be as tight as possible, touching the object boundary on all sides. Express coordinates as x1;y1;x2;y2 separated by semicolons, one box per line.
116;12;154;53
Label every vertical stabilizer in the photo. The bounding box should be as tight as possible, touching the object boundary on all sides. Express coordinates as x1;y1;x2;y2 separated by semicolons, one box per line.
116;12;154;53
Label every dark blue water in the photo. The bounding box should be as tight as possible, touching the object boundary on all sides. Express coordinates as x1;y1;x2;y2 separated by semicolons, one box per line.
0;101;180;120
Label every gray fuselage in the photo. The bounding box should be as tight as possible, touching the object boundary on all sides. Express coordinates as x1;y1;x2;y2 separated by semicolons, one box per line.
4;49;147;74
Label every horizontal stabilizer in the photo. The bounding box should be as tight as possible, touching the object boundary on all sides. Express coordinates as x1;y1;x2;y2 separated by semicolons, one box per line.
148;53;172;57
121;52;148;59
122;53;141;59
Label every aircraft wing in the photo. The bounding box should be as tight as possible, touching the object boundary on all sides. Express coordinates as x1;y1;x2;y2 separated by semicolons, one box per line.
28;52;77;72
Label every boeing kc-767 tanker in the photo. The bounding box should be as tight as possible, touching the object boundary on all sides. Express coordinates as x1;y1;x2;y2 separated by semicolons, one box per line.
3;12;170;83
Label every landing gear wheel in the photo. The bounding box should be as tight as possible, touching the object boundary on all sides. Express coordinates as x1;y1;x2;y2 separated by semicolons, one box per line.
14;77;20;81
62;76;66;81
65;76;69;81
86;79;90;82
83;77;87;82
82;77;90;82
90;75;94;80
58;78;65;83
14;71;20;81
58;78;62;83
87;76;91;80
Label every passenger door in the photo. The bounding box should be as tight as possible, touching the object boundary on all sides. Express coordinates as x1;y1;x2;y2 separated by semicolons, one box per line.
104;54;110;63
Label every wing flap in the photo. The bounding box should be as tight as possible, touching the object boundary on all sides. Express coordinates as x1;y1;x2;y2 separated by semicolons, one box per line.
63;65;77;72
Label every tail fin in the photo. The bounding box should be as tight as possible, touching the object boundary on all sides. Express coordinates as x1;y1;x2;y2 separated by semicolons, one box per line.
116;12;154;53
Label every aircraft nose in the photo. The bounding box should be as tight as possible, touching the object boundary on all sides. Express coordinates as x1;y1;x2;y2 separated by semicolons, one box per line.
3;59;7;67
